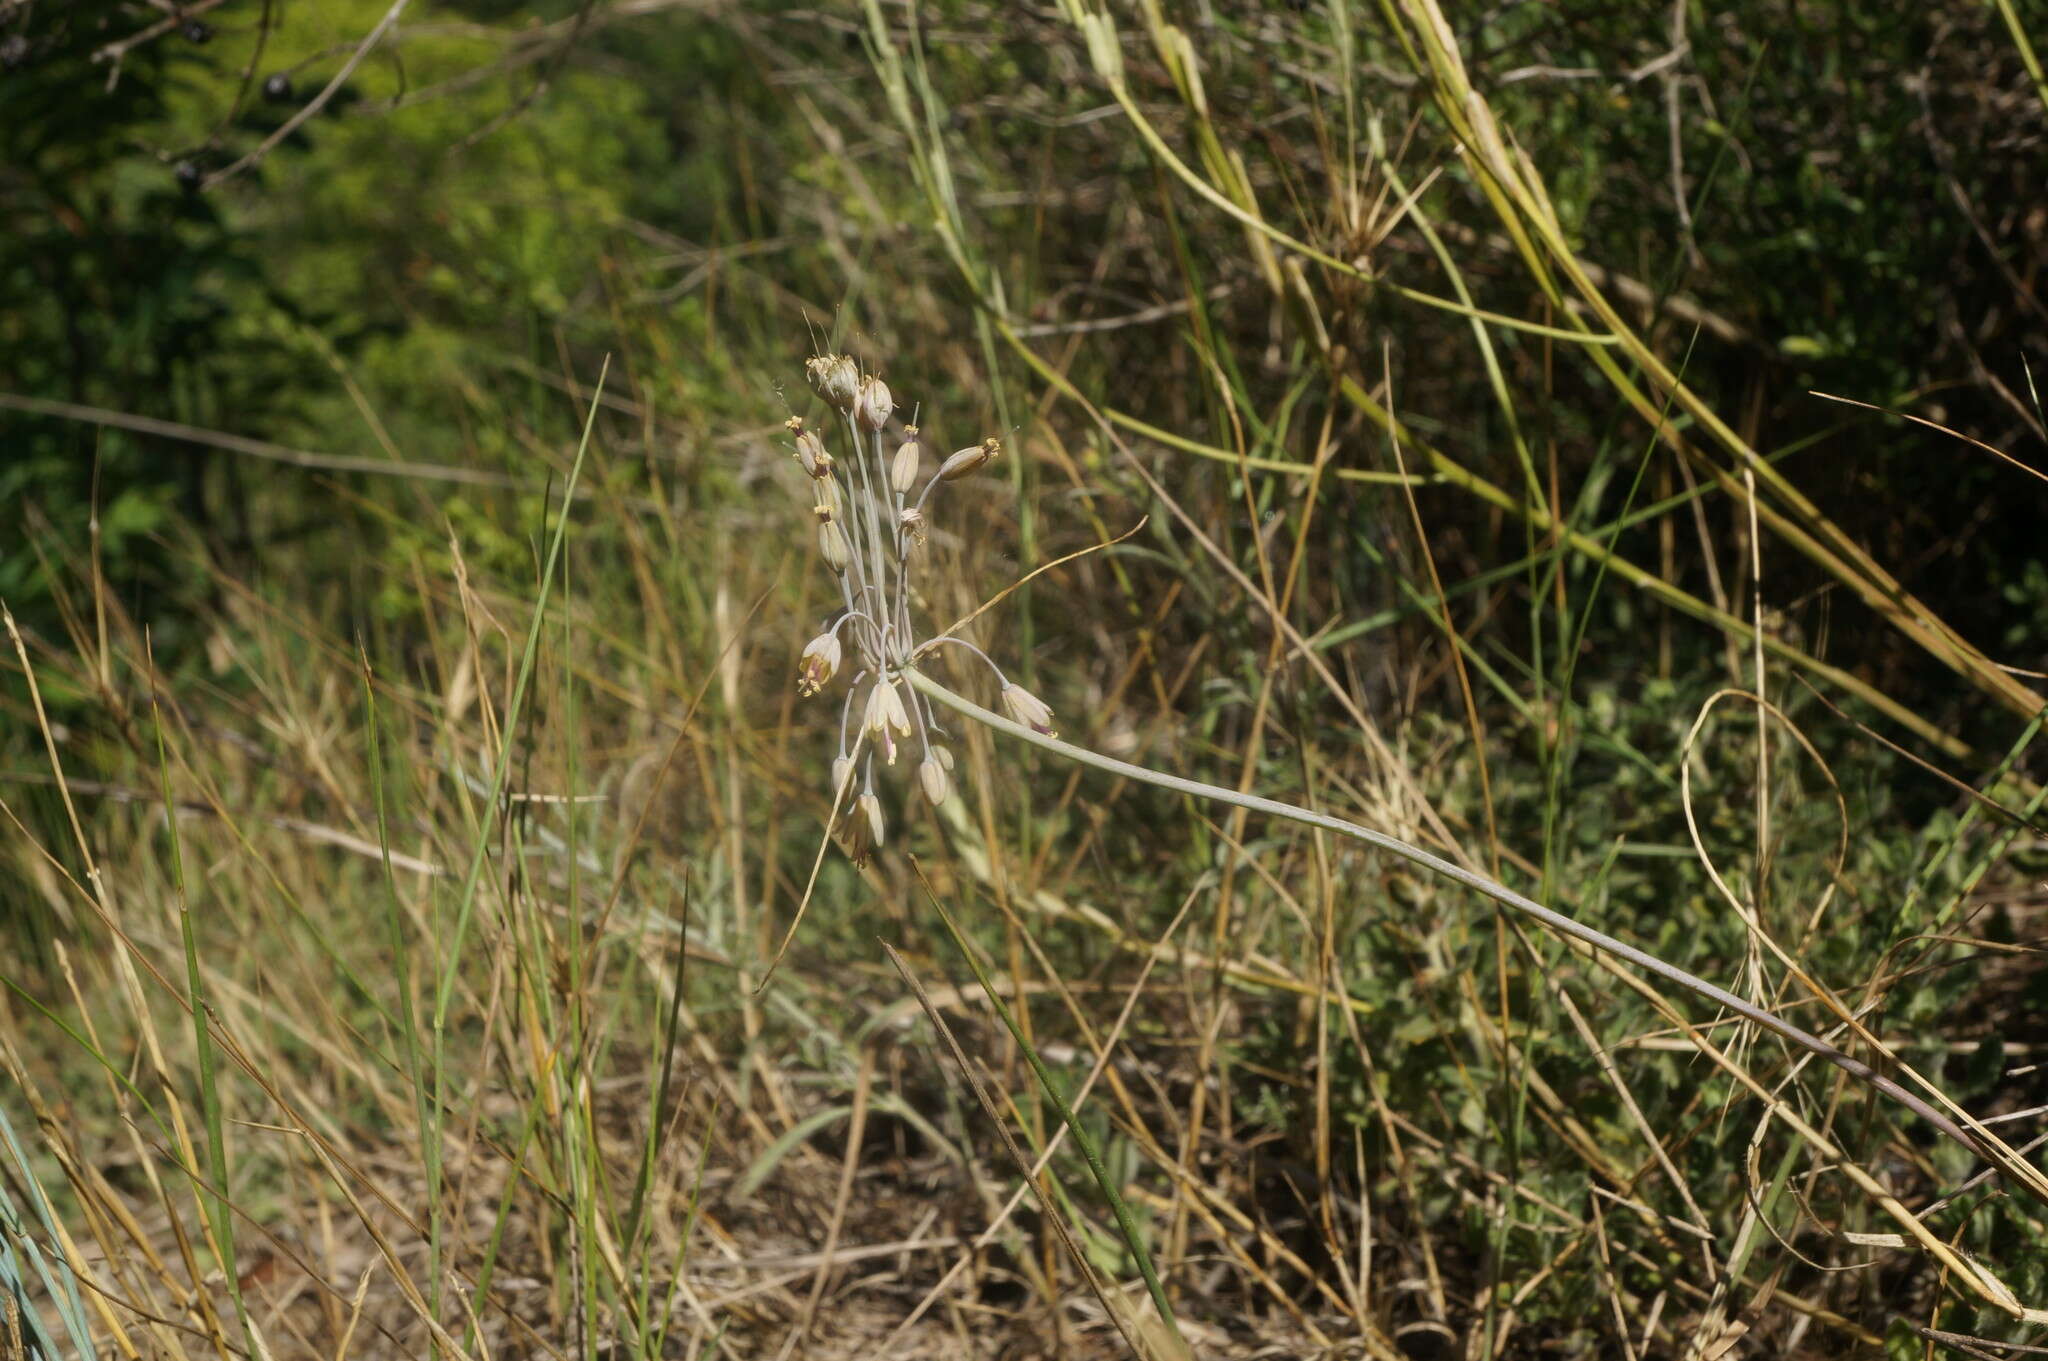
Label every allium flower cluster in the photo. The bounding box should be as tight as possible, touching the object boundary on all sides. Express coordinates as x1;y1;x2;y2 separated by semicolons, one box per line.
788;352;1054;866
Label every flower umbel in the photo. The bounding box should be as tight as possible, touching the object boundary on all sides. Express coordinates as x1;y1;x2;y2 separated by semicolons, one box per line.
784;353;1025;864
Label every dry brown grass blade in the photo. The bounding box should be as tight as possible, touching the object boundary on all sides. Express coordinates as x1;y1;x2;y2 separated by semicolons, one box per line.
871;869;1207;1352
1809;388;2048;488
781;1047;874;1356
879;942;1164;1361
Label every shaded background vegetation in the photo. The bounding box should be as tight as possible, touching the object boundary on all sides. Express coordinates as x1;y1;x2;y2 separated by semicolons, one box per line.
3;0;2046;1356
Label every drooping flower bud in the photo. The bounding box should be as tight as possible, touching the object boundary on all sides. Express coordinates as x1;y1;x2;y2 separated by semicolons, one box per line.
843;790;885;867
890;428;920;495
797;631;842;696
830;755;854;799
815;474;846;522
863;680;914;764
792;428;833;479
1000;683;1056;738
938;436;1002;481
806;354;860;410
854;375;894;432
818;520;849;574
918;750;952;806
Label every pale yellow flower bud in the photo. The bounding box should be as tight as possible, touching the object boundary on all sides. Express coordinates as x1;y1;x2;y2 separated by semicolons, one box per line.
890;433;919;495
938;436;1002;481
1000;683;1056;737
797;631;841;696
806;354;860;410
818;521;849;574
854;375;894;432
815;475;846;521
918;751;952;806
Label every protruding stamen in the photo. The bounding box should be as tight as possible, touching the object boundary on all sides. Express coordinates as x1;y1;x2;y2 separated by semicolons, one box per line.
797;632;842;696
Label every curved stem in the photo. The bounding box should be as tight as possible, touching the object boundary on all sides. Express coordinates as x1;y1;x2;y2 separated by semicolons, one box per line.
905;667;1995;1164
910;635;1007;684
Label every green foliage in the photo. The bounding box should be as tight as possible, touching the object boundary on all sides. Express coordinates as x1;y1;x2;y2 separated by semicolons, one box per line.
1;1;766;650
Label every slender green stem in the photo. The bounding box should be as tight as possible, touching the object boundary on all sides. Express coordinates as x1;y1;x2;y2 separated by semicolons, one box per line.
904;668;1994;1165
150;679;251;1353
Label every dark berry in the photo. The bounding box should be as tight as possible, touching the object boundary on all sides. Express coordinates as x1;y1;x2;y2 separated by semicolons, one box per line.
183;20;212;44
175;160;202;191
262;72;292;103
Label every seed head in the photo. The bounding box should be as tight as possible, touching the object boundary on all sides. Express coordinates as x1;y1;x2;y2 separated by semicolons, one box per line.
807;354;861;410
939;436;1003;482
863;681;914;764
1000;683;1057;738
890;429;920;495
918;751;952;806
797;631;842;696
855;375;894;433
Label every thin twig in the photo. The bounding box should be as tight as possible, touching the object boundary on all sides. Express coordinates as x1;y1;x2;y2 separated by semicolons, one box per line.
202;0;414;189
0;393;518;488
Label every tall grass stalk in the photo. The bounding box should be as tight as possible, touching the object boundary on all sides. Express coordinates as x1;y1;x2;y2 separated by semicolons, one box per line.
429;358;605;1345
